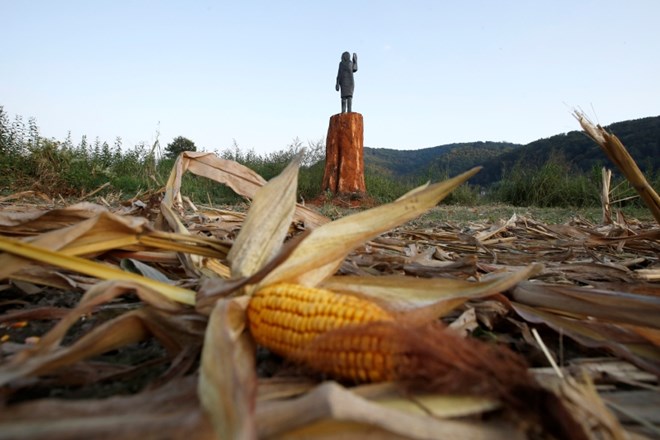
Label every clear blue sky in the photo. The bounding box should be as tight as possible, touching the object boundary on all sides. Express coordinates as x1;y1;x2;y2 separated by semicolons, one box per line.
3;1;659;154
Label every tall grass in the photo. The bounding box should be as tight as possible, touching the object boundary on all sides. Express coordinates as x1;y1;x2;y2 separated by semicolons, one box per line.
364;167;414;203
494;152;600;207
215;138;326;203
0;108;328;203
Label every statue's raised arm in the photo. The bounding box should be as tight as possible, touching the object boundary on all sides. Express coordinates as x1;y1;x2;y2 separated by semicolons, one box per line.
336;51;358;113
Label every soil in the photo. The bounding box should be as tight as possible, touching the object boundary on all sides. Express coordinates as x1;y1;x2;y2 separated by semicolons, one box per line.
0;287;170;404
307;191;379;209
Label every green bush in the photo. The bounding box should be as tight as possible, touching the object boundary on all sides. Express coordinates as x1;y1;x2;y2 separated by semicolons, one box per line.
365;168;414;203
442;183;481;205
298;161;325;202
495;153;599;207
7;107;651;210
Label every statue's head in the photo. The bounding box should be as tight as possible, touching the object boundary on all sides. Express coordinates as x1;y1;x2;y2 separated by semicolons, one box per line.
341;51;350;62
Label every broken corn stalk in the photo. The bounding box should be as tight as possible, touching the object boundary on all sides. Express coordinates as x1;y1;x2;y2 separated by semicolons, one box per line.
247;283;398;382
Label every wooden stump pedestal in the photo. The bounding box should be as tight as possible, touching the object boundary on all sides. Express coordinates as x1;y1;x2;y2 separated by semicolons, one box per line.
322;112;366;195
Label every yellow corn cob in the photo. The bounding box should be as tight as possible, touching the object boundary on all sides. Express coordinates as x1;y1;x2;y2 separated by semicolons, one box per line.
248;284;551;429
247;283;396;382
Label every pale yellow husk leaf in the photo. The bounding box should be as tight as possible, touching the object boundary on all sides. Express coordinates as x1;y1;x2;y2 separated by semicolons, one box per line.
321;263;542;311
258;167;481;288
198;296;256;440
227;153;301;278
0;236;195;305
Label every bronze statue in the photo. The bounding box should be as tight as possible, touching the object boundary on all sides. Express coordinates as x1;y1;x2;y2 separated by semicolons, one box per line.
335;51;358;113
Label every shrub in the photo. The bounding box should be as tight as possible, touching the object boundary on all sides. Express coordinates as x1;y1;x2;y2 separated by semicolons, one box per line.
442;183;481;205
496;152;599;207
165;136;196;159
298;160;325;202
364;168;414;203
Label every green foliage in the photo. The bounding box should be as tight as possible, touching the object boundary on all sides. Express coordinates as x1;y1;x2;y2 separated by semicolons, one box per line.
365;117;660;189
365;141;518;183
494;152;600;207
298;160;325;202
364;167;414;203
1;106;657;214
472;116;660;186
214;137;325;203
0;109;157;197
0;106;11;155
442;183;481;205
165;136;196;159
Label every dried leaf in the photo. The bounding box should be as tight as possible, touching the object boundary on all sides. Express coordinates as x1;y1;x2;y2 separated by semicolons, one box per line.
198;297;256;440
260;167;481;288
0;279;202;387
162;151;327;230
0;376;213;439
256;381;522;440
511;302;660;375
5;280;184;359
257;377;317;401
0;211;149;278
0;236;196;305
322;263;541;314
228;154;301;278
0;201;106;229
539;374;627;440
120;258;173;284
163;152;266;208
512;281;660;329
351;383;501;418
0;310;150;385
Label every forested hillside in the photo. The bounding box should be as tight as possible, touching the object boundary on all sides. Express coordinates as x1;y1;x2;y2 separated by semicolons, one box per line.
365;116;660;186
364;142;520;183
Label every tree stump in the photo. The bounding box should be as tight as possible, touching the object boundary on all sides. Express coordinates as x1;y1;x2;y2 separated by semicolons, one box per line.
322;113;366;195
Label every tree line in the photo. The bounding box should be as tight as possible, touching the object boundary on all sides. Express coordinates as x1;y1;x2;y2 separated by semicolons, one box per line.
1;105;656;209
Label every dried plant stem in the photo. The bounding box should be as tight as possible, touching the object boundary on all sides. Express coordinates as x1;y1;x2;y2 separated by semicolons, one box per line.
0;236;196;305
601;167;612;225
78;182;111;201
532;327;564;379
575;111;660;225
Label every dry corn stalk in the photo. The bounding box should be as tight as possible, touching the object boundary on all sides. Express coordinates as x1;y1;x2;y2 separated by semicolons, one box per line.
601;167;612;224
575;111;660;225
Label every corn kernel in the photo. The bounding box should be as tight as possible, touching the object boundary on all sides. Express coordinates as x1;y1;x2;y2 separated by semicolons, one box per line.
247;283;395;382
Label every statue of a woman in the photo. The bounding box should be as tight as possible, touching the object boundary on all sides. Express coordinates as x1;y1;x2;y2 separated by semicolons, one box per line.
335;52;358;113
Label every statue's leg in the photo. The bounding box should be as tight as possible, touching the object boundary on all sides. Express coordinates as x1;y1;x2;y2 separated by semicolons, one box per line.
347;97;352;113
341;98;347;113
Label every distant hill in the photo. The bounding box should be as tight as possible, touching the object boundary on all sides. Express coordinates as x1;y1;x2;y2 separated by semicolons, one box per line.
364;116;660;187
364;142;519;182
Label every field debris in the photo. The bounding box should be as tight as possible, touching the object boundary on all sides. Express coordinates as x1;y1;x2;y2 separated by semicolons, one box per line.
0;133;658;439
575;111;660;225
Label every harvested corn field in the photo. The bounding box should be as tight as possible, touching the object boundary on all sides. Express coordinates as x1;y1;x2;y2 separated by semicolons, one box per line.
0;118;659;439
